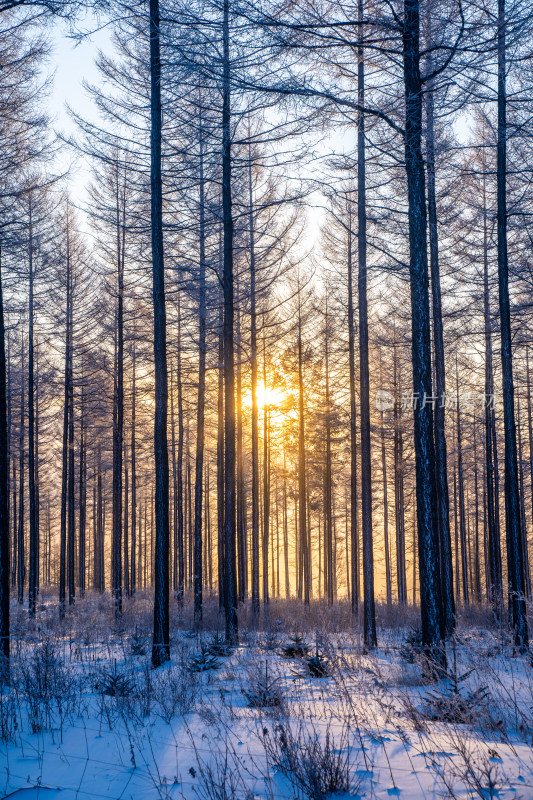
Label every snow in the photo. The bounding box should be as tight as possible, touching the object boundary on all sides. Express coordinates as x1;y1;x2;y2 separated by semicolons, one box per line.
1;609;533;799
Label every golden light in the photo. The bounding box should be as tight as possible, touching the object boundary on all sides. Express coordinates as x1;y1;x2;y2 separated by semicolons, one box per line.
241;381;287;410
257;382;286;409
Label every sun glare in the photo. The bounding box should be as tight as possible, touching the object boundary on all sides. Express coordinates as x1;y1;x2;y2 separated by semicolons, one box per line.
242;381;287;409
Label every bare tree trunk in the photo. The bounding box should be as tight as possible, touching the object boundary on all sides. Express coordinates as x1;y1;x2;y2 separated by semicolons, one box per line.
131;344;137;596
402;0;444;668
59;233;70;618
217;296;224;610
325;304;333;606
526;348;533;595
496;0;527;649
425;64;454;636
0;246;10;665
28;202;38;617
149;0;170;666
393;335;407;603
79;378;86;597
236;291;246;602
297;279;309;606
16;355;24;605
473;416;482;603
193;126;207;629
381;405;391;606
456;357;469;607
67;284;75;608
483;181;502;614
222;0;238;643
517;396;531;598
249;153;260;619
357;0;376;645
262;332;269;606
347;204;359;615
112;183;124;616
177;301;185;606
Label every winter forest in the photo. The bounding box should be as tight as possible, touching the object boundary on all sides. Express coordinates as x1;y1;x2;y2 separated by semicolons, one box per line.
1;0;533;795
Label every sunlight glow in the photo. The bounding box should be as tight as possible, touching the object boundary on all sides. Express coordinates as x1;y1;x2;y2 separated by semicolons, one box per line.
242;381;287;410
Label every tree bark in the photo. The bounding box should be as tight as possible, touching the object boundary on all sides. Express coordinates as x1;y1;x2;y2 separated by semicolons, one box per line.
249;152;260;619
222;0;238;644
496;0;528;650
193;125;207;629
347;202;359;614
425;70;455;636
28;201;38;617
0;246;9;666
358;0;376;646
402;0;444;668
150;0;170;666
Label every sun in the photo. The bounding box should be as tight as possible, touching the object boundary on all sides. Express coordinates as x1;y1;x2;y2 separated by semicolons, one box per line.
256;382;286;409
241;381;287;410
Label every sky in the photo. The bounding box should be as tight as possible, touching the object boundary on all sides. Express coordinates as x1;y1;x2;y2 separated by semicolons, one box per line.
50;17;112;203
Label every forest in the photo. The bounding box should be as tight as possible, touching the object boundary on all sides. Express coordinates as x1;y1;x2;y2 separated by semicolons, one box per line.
0;0;533;796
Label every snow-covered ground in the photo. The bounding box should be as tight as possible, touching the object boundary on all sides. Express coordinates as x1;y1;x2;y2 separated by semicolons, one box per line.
1;597;532;799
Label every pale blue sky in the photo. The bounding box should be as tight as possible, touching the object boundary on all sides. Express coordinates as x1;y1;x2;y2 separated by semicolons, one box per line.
50;17;112;202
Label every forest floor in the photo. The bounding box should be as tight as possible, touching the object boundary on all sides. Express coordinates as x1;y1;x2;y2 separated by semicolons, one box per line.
0;594;532;800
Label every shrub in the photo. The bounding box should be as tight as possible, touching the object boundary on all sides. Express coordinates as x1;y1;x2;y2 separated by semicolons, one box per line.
262;720;357;800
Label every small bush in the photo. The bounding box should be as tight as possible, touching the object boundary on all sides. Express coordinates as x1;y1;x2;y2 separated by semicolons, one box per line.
0;689;18;743
189;645;221;673
281;635;309;659
400;628;424;663
129;627;147;656
152;665;197;723
243;663;283;709
263;721;357;800
206;632;233;658
97;662;134;697
19;641;79;734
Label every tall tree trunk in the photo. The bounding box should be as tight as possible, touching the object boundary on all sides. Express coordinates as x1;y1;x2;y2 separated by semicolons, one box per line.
236;284;246;602
28;202;38;617
249;152;260;619
131;344;137;596
526;348;533;595
402;0;444;669
496;0;528;649
517;396;531;597
473;416;482;603
283;448;289;598
262;332;269;606
193;127;207;629
67;269;75;608
217;295;224;610
0;246;9;666
112;184;124;616
380;405;392;606
222;0;238;644
17;363;24;607
177;301;185;606
59;232;71;618
34;348;39;594
358;0;376;646
150;0;170;666
483;179;502;614
325;303;333;606
170;361;177;600
456;358;469;607
92;454;97;591
297;279;309;605
425;65;455;636
393;335;407;603
347;202;359;615
79;378;86;597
